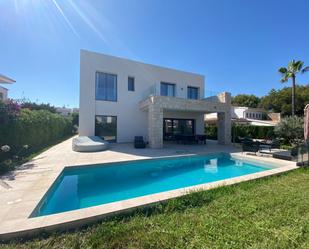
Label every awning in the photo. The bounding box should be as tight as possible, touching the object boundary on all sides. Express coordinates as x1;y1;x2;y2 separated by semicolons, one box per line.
0;74;15;84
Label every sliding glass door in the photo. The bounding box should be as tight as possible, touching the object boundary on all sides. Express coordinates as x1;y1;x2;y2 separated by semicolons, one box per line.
163;118;195;140
95;115;117;142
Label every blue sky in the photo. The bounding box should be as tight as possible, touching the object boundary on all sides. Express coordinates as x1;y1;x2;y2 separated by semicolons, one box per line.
0;0;309;108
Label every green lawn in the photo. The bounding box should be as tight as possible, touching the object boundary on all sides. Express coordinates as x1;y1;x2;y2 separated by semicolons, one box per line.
1;168;309;249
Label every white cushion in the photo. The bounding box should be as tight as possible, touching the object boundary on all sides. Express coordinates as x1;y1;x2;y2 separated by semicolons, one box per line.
72;136;109;152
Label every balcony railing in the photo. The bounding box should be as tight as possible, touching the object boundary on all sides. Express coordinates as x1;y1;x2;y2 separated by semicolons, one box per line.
141;83;223;103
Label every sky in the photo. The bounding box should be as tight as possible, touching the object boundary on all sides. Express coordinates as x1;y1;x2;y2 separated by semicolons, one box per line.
0;0;309;108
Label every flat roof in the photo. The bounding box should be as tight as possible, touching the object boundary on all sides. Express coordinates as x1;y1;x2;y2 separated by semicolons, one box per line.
0;85;8;90
0;74;15;84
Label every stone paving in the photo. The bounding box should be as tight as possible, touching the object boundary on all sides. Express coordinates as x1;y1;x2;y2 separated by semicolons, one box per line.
0;137;297;240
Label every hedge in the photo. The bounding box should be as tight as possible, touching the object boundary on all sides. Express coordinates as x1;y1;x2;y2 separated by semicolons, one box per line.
0;108;73;161
205;124;275;142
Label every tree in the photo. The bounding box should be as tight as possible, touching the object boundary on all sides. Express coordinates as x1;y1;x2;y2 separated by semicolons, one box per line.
274;116;304;145
20;101;57;113
231;94;260;108
259;85;309;116
278;60;309;116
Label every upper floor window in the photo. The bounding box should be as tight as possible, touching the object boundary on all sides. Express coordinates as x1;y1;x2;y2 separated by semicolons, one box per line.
95;72;117;101
128;77;135;91
0;92;3;101
187;86;199;99
161;82;175;97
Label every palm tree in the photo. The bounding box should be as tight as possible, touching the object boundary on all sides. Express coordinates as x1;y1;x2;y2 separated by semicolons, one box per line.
278;60;309;116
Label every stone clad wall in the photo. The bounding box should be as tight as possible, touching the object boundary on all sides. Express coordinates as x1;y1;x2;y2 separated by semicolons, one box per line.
142;92;232;148
148;105;163;148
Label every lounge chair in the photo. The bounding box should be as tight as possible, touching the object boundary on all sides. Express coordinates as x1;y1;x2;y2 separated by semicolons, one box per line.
259;139;281;152
72;136;109;152
134;136;146;148
242;140;259;155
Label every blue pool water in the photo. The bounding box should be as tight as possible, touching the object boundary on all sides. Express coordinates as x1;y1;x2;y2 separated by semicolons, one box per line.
31;153;274;217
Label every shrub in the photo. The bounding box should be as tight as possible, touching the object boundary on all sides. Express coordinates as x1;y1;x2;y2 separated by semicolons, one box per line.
0;108;73;148
19;100;57;113
274;116;304;145
0;106;74;173
0;99;21;125
205;124;275;141
205;125;217;139
232;125;275;141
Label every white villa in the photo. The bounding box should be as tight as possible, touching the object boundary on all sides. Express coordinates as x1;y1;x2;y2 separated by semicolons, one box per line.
56;107;79;116
0;73;15;101
0;86;8;101
79;50;232;148
205;106;281;126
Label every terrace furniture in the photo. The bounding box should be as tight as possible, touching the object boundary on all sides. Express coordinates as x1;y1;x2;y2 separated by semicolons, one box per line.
72;136;109;152
185;135;198;144
242;140;260;155
174;134;183;144
134;136;146;148
273;150;293;161
259;139;281;152
176;134;197;144
173;134;207;144
196;134;207;144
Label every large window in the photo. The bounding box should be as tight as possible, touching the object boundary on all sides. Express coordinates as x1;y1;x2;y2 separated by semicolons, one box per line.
187;86;199;99
95;115;117;142
95;72;117;101
128;77;135;91
160;82;175;97
0;92;3;101
163;118;195;140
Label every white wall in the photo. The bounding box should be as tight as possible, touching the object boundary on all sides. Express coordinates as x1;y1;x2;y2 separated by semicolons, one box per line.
232;107;265;120
232;107;247;119
0;86;8;101
79;50;205;142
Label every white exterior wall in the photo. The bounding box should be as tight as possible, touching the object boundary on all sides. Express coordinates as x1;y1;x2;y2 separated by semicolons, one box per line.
79;50;204;143
232;107;265;120
232;107;247;119
0;86;8;101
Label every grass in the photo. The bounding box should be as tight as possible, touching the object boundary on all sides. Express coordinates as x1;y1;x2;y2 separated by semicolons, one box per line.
1;168;309;249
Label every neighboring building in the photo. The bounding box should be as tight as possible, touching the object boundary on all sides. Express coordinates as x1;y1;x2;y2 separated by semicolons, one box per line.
79;50;231;148
56;107;73;116
233;106;265;120
0;86;8;101
56;107;79;116
0;74;15;101
205;106;281;126
0;74;15;84
72;108;79;113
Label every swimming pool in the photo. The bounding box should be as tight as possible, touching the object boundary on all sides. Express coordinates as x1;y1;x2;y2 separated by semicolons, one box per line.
31;153;276;217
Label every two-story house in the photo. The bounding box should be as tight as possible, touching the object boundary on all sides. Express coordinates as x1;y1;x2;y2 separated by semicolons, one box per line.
0;74;15;101
79;50;231;148
0;86;8;101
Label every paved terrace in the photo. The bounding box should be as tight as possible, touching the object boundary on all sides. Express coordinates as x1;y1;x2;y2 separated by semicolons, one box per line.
0;137;297;240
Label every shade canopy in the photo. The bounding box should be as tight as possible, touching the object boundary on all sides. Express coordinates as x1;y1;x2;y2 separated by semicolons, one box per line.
0;74;15;84
304;104;309;141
